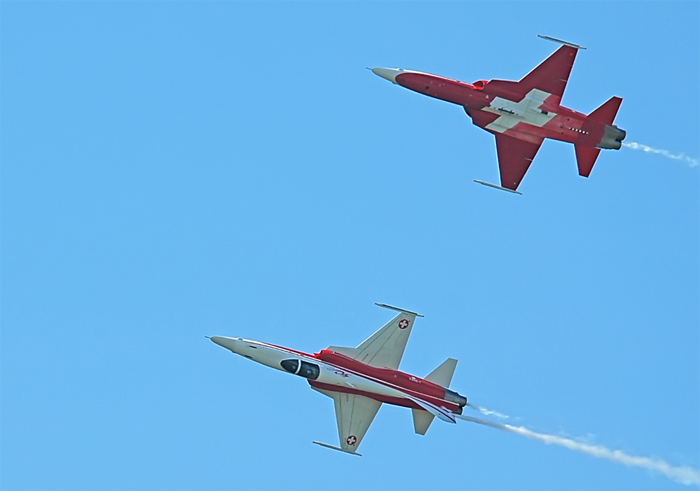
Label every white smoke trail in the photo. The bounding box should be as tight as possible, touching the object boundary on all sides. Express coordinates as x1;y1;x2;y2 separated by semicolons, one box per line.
466;402;510;419
623;142;699;168
457;414;700;486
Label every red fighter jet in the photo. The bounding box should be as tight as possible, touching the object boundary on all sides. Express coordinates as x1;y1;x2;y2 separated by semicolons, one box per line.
371;35;626;194
210;303;468;456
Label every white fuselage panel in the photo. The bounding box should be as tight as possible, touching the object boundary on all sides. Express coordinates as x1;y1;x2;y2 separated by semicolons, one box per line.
212;336;406;400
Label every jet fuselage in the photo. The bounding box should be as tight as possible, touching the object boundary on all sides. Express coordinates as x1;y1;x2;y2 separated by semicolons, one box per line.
211;336;466;415
370;42;626;192
373;68;624;150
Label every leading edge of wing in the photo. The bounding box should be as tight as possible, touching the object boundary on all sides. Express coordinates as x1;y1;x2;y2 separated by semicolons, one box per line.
354;310;418;369
519;43;579;101
326;305;420;369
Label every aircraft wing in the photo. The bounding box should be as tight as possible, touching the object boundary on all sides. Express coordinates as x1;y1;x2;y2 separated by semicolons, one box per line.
488;44;578;104
329;307;419;370
518;44;578;102
495;132;544;191
312;388;382;454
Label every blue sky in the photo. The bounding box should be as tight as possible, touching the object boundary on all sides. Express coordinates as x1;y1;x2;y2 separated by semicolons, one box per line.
1;2;698;490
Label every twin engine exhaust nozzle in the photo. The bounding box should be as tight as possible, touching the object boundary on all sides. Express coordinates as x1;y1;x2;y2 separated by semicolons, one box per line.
599;125;627;150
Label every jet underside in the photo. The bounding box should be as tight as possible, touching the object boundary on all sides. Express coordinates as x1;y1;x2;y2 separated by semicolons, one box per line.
371;41;625;191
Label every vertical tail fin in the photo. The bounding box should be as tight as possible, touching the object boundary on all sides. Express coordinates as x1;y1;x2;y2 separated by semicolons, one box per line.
424;358;458;387
412;358;459;435
576;96;624;176
588;96;623;125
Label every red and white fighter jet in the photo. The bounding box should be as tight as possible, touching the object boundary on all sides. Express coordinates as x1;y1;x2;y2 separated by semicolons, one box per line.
210;303;467;456
371;35;626;194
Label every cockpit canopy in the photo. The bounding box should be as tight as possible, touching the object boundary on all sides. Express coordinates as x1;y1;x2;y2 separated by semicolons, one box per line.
280;359;320;380
472;80;488;90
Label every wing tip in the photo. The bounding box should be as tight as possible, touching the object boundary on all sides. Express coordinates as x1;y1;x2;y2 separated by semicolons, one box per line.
312;441;362;456
375;303;424;317
537;34;586;50
473;180;523;195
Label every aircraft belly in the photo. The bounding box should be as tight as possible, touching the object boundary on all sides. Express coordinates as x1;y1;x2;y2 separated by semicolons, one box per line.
396;72;473;105
494;124;547;145
477;89;562;143
487;116;581;146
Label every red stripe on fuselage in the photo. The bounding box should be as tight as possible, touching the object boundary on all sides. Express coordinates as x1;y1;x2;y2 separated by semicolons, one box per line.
257;342;461;413
315;350;445;397
313;349;461;412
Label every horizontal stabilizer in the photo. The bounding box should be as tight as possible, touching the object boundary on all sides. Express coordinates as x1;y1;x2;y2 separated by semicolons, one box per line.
575;145;601;177
312;441;362;457
412;408;436;435
588;96;622;126
425;358;458;388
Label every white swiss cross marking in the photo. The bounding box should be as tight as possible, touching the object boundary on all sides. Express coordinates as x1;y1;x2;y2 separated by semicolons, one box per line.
483;89;557;133
346;435;357;446
398;319;409;329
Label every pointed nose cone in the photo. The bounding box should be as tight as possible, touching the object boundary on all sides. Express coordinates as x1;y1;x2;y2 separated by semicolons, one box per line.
210;336;240;353
371;67;404;84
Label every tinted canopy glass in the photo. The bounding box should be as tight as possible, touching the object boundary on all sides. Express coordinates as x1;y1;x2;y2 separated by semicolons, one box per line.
280;359;320;380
